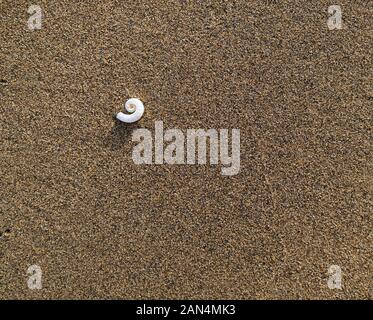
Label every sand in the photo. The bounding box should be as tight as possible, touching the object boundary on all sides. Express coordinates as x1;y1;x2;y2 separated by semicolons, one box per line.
0;0;372;299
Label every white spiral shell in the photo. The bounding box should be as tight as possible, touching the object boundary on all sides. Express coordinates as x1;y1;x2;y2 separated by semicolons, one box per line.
116;98;144;123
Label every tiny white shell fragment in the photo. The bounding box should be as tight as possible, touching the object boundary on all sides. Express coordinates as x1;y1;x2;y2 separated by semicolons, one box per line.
116;98;144;123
